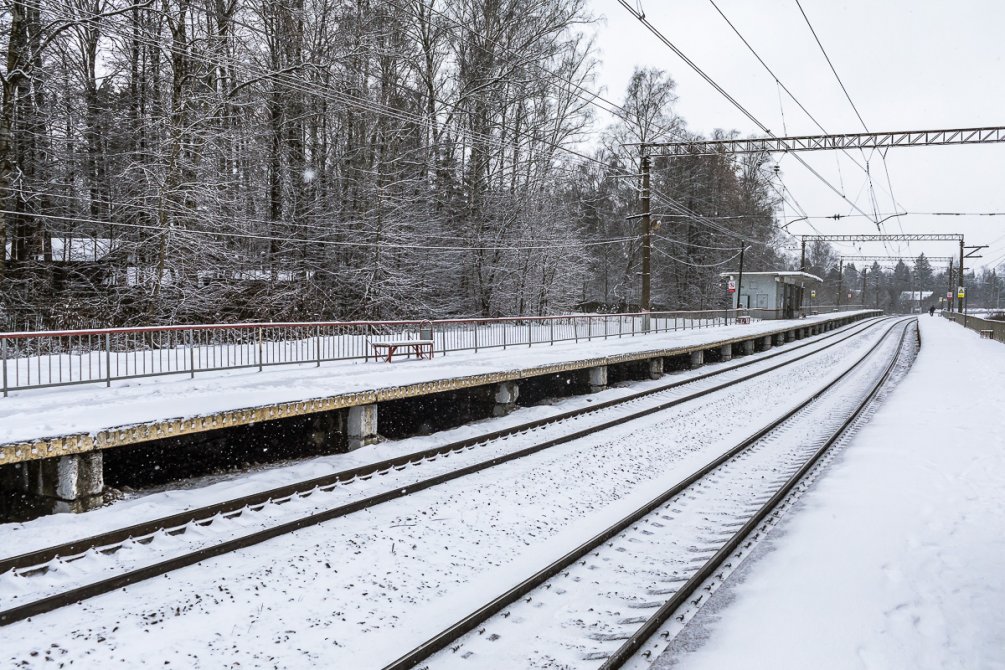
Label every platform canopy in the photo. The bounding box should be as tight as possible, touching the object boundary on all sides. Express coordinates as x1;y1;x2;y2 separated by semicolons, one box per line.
719;271;823;284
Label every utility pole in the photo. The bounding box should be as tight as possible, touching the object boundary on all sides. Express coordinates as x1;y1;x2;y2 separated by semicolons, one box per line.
641;153;651;314
836;260;843;307
958;239;965;313
800;239;806;273
735;242;746;311
861;268;868;307
947;258;954;312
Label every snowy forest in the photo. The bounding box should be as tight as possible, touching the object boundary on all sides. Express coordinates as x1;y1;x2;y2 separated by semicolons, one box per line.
0;0;1000;329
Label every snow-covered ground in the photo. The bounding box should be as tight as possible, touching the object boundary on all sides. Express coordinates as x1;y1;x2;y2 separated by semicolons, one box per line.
0;311;871;447
423;323;908;669
653;315;1005;670
0;320;891;668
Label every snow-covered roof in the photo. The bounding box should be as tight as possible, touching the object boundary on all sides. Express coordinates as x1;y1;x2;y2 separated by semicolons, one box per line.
900;290;934;301
719;271;823;283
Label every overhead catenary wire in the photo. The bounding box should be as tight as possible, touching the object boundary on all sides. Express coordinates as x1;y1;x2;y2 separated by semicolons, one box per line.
707;0;901;210
617;0;881;226
650;245;742;268
791;0;905;249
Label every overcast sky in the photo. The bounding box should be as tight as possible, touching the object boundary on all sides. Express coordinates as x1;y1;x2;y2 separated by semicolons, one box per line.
585;0;1005;275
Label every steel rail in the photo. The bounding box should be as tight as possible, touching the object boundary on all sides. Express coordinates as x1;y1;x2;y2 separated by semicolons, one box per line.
0;318;888;627
1;317;882;577
380;318;913;670
599;318;916;669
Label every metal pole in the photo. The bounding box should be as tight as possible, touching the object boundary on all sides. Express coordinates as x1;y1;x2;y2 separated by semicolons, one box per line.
800;239;806;273
641;152;651;313
735;242;745;318
861;268;868;306
836;260;843;308
105;333;112;387
257;327;263;371
1;338;8;397
947;258;954;312
958;239;965;312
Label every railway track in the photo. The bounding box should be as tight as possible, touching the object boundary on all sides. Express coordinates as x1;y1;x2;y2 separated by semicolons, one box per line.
0;316;892;628
381;318;917;670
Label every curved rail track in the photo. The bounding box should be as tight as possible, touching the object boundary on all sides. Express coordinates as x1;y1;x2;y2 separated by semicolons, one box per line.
0;316;893;627
381;318;917;670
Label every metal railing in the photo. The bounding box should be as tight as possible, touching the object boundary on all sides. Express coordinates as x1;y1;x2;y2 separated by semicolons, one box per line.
0;309;776;396
941;311;1005;342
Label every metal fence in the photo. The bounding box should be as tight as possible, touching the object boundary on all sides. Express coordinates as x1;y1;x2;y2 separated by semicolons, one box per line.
941;311;1005;342
0;306;862;396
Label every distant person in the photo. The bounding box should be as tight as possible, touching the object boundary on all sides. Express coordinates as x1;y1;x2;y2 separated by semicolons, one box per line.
929;305;936;316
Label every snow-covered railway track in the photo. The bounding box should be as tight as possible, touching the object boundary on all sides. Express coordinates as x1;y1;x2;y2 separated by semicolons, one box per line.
0;317;891;629
383;318;917;670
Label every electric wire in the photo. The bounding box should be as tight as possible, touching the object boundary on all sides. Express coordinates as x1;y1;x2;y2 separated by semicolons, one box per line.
617;0;881;225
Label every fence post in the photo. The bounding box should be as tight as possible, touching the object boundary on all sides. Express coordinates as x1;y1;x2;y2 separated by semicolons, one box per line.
2;338;8;397
503;324;507;350
105;333;112;387
316;325;321;367
550;319;554;345
473;322;478;353
528;321;532;348
587;316;592;341
189;330;196;378
257;327;264;371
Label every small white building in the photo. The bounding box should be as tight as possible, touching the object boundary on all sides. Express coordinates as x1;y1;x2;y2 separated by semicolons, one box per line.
720;271;823;319
899;290;934;312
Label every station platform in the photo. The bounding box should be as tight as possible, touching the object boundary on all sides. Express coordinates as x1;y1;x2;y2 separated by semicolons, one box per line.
0;310;877;513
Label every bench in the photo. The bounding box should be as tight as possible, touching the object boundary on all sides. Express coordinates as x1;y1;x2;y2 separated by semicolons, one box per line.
370;339;434;362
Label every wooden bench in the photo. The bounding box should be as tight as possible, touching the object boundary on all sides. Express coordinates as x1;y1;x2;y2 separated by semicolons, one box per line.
370;339;435;362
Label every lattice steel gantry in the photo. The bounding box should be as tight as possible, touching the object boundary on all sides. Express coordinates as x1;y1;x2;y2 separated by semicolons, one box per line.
637;126;1005;158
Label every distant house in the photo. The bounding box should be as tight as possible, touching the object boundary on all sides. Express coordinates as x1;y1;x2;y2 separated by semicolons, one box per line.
47;237;117;263
900;290;934;312
5;237;118;263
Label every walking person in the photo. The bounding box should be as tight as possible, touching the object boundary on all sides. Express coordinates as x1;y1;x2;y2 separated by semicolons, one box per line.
929;305;936;316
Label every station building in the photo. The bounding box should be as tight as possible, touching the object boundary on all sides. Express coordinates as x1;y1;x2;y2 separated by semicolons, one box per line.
720;271;824;319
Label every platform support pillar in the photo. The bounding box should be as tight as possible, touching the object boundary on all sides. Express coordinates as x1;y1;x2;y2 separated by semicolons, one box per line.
690;350;704;369
493;381;521;417
647;358;663;380
742;340;755;355
762;335;772;350
720;343;733;361
588;365;608;393
4;452;104;514
348;404;379;450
